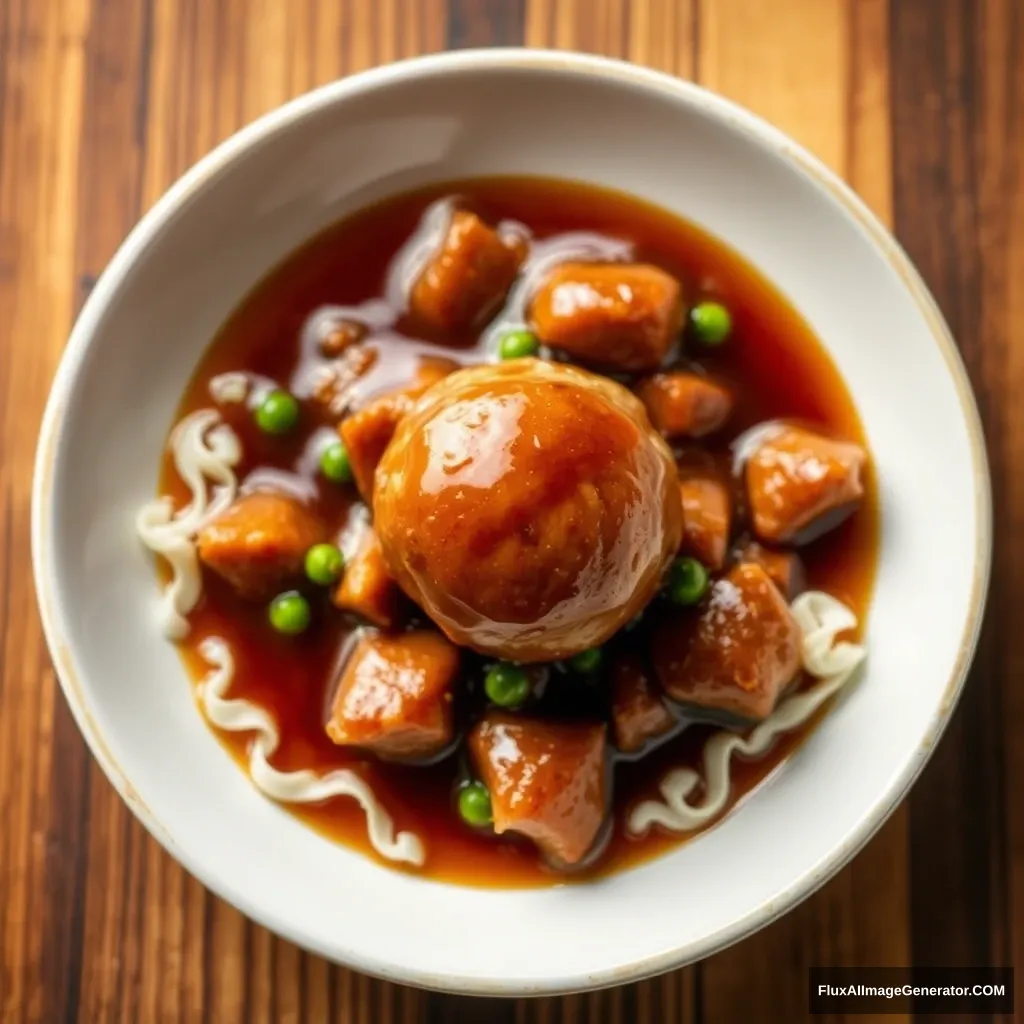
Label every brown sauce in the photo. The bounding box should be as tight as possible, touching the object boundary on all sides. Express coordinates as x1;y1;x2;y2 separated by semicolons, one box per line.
159;177;879;888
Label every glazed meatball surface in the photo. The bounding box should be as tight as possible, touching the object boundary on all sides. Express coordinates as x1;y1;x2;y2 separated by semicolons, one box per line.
373;359;683;661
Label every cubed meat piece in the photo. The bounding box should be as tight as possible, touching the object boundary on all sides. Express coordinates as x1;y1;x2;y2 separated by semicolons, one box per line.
636;372;733;438
733;539;806;600
528;262;684;371
332;527;403;628
745;425;867;544
196;491;323;599
310;344;378;420
610;655;675;754
653;562;802;724
468;714;607;867
679;473;732;570
339;393;409;500
409;210;525;332
339;357;459;500
326;630;459;759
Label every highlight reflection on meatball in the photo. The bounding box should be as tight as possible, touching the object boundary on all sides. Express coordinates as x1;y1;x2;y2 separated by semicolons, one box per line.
373;359;683;662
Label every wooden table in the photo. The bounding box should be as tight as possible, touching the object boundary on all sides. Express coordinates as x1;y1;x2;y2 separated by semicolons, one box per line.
1;1;1017;1021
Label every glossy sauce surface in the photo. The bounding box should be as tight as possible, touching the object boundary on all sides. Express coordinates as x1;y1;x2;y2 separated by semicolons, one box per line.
162;177;878;887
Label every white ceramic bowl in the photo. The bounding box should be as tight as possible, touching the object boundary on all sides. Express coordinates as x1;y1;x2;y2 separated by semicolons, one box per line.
33;50;990;995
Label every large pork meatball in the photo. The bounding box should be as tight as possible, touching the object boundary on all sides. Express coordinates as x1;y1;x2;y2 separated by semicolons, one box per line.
373;359;683;662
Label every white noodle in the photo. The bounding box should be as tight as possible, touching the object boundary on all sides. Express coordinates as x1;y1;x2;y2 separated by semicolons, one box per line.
627;591;866;836
197;636;426;866
136;410;242;639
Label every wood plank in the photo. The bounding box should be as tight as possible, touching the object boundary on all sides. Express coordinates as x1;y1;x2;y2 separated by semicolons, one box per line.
700;0;848;172
526;0;695;74
0;1;89;1022
891;5;1017;1018
696;2;909;1020
988;0;1024;1002
447;0;524;49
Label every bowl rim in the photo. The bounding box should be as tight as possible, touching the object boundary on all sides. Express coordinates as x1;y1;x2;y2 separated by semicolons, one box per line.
31;47;992;995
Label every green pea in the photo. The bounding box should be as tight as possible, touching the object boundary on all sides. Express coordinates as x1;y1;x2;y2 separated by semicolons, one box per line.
667;557;710;606
458;781;492;827
498;328;540;360
320;441;353;484
568;647;603;674
484;662;531;708
268;591;311;635
255;389;300;435
689;301;732;346
304;543;344;586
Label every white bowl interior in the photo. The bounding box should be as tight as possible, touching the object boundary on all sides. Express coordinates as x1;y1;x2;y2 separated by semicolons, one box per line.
34;52;988;994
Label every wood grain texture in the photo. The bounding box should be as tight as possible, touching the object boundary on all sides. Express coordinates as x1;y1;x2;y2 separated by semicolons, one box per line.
890;10;1018;1023
0;0;1016;1022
